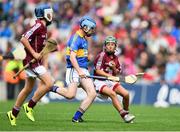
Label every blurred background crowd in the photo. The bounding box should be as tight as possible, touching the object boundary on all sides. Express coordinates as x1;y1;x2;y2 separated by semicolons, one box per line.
0;0;180;100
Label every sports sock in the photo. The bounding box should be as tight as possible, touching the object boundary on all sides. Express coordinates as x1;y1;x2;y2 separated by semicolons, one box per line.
50;85;58;93
73;107;85;120
119;109;129;118
12;107;20;117
28;99;37;109
73;111;83;120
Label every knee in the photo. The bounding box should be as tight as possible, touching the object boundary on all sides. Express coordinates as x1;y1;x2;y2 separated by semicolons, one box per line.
45;82;54;91
109;91;117;98
89;90;97;99
66;93;76;100
93;91;97;98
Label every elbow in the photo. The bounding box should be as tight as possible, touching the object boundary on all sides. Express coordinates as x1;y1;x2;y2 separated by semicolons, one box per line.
95;70;101;75
70;55;73;61
94;70;98;75
20;37;26;45
70;54;75;62
69;51;76;62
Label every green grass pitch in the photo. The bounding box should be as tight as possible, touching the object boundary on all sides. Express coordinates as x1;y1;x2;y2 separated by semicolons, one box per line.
0;101;180;131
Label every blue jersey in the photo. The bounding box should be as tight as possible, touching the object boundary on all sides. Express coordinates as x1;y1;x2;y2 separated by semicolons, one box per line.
66;31;88;68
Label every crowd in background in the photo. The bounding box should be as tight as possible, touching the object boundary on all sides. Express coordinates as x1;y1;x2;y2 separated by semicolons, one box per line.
0;0;180;99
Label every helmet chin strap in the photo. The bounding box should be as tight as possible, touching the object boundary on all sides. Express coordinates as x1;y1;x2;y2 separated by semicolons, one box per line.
45;19;52;26
105;48;115;55
82;28;91;37
85;32;91;37
106;51;115;55
104;45;116;55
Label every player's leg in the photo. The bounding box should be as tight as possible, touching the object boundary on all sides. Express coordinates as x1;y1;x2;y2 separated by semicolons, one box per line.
95;80;125;113
72;77;96;122
113;84;129;111
102;86;134;123
7;77;36;126
77;78;97;111
101;86;124;112
113;84;135;123
31;72;54;102
54;82;78;99
50;68;79;99
23;71;54;122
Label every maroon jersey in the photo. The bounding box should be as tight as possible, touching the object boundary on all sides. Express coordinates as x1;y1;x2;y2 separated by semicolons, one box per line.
22;20;47;68
94;51;121;76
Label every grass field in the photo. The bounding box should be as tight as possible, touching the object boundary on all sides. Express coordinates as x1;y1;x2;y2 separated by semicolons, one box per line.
0;101;180;131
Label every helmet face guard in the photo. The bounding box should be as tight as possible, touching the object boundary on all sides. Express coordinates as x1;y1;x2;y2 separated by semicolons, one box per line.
44;8;53;22
80;16;96;37
82;25;96;37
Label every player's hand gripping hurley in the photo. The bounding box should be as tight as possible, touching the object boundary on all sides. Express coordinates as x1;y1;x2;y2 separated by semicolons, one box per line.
87;73;144;84
13;39;57;79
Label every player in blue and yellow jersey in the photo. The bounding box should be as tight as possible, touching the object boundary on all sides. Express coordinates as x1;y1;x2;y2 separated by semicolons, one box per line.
66;30;89;69
51;16;97;122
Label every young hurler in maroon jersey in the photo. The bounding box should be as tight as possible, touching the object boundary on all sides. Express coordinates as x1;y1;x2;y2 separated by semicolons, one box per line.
7;4;54;126
93;36;135;123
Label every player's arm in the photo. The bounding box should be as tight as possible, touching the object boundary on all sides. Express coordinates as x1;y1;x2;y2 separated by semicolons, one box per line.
70;51;85;77
94;53;114;78
69;35;85;77
109;57;121;75
20;37;41;60
110;62;120;75
42;54;49;68
114;58;121;75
